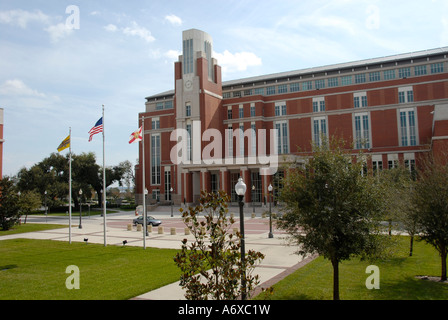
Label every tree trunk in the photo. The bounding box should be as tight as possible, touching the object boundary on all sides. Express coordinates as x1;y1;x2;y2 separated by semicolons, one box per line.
441;246;447;282
409;235;414;257
331;259;340;300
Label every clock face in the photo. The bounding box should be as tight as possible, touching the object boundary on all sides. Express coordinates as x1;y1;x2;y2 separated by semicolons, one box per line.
185;80;192;90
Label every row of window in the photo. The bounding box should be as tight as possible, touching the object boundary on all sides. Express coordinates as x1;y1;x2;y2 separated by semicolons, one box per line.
226;86;415;120
223;62;444;99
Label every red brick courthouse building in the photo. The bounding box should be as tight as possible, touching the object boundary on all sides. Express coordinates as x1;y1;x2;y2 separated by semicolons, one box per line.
135;29;448;206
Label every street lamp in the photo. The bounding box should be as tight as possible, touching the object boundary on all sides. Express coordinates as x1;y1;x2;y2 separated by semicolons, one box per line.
44;190;48;223
78;189;83;229
144;188;149;236
252;185;255;215
170;187;174;217
268;184;274;238
235;177;247;300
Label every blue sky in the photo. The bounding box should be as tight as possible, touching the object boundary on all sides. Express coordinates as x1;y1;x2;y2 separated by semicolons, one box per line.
1;0;447;178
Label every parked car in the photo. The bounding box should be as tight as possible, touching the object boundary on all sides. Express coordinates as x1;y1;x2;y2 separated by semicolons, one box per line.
133;216;162;226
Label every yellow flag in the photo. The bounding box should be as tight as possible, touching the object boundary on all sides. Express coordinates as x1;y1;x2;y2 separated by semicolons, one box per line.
57;135;70;152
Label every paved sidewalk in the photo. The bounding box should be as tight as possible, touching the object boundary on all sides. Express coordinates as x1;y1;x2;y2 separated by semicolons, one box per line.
0;208;316;300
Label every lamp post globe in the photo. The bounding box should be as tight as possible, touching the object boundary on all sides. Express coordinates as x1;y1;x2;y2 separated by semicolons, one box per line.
268;184;273;238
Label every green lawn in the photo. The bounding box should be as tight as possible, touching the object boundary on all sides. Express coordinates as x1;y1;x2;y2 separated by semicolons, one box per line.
255;236;448;300
0;239;182;300
0;223;67;236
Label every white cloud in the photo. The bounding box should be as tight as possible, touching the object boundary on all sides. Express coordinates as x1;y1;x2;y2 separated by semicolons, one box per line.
165;14;182;26
0;9;49;28
165;49;181;61
123;21;155;42
45;23;74;43
213;50;262;74
104;24;118;32
0;79;46;98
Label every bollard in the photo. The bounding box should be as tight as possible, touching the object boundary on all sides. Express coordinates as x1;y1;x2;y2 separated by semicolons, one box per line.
251;213;256;219
137;224;142;232
158;226;164;234
262;213;266;218
127;224;132;231
185;227;190;235
147;225;152;233
171;228;176;235
230;213;235;219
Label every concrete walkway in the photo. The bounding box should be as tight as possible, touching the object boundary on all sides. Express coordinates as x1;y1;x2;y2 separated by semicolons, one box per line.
0;207;316;300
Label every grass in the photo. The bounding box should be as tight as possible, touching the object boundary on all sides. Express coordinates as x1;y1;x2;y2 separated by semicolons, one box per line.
255;236;448;300
0;239;182;300
0;223;68;236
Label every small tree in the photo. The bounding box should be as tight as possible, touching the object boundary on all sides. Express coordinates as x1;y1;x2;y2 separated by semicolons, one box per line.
278;137;385;300
0;177;20;231
18;190;42;224
379;166;418;256
174;190;265;300
413;156;448;281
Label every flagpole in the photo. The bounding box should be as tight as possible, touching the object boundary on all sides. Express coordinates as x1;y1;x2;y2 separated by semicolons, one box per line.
102;104;107;247
142;116;146;249
69;127;72;244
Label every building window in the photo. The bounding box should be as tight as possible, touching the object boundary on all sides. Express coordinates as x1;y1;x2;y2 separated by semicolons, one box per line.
255;87;265;95
156;102;164;110
313;97;325;112
275;121;289;154
399;86;414;103
404;153;416;179
354;92;367;108
152;117;160;129
341;76;352;86
164;170;171;201
233;91;241;98
328;77;339;88
227;125;233;158
414;65;427;76
183;38;194;75
313;117;327;147
383;69;396;80
227;107;232;120
278;84;287;94
372;156;383;176
355;73;366;84
267;86;276;95
250;104;256;117
239;124;244;157
223;92;231;99
185;104;191;117
164;101;173;109
431;63;444;74
387;154;398;169
244;89;253;96
186;124;192;161
354;113;370;149
151;134;161;185
250;123;256;156
302;81;312;91
275;102;287;116
239;105;244;118
399;108;417;147
210;174;219;193
369;71;381;82
251;171;262;203
315;79;325;89
399;67;411;78
290;83;300;92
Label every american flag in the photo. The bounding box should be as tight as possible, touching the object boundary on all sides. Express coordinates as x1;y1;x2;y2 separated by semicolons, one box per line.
88;117;103;142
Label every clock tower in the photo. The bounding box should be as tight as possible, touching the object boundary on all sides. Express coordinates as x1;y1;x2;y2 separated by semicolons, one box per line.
173;29;223;203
